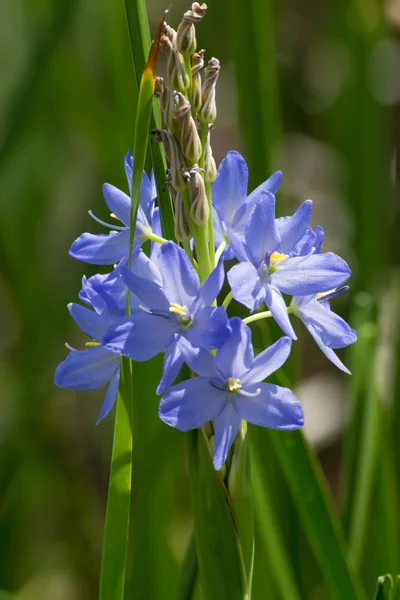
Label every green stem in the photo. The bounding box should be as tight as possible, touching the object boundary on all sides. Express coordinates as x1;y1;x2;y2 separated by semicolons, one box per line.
215;241;227;265
147;232;167;244
222;291;233;310
177;533;198;600
244;306;293;325
205;180;215;268
181;187;211;281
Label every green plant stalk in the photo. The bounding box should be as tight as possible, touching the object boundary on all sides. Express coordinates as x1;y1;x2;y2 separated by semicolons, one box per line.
99;357;133;600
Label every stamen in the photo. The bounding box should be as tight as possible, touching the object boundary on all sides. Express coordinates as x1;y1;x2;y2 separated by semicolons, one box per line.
227;377;242;392
65;342;77;351
239;387;261;398
169;302;188;317
85;341;101;347
270;251;289;265
88;210;126;231
316;286;350;303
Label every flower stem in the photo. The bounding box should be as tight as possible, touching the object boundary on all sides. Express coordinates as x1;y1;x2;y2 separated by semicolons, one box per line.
222;291;233;310
243;306;293;325
146;232;167;244
205;180;216;268
215;240;227;264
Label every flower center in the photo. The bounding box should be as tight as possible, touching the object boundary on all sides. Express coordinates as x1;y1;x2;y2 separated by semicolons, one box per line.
268;251;289;274
169;302;191;326
85;341;101;347
227;377;242;393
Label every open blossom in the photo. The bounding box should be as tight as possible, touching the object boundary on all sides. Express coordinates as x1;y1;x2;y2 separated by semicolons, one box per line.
212;151;282;258
291;288;357;373
159;318;303;470
104;241;230;393
69;152;157;265
227;193;351;339
54;275;126;423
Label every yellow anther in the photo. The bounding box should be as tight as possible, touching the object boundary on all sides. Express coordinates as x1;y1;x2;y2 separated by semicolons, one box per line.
316;289;335;300
169;302;188;317
110;213;118;219
270;251;289;265
227;377;242;392
85;341;101;347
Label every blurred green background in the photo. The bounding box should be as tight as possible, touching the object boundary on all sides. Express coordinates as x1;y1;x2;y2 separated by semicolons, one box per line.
0;0;399;598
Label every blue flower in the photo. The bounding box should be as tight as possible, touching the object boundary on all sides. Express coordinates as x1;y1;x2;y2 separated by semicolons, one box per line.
103;241;230;393
69;152;157;265
159;318;303;470
212;151;282;258
227;193;351;339
291;288;357;373
54;275;126;423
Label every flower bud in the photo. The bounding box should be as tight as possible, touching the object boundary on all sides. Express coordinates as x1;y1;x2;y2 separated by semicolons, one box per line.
172;189;191;242
199;57;220;124
151;129;188;192
154;76;164;100
204;128;217;182
174;92;202;163
162;23;178;48
188;165;209;225
177;2;207;56
191;50;205;113
160;35;190;93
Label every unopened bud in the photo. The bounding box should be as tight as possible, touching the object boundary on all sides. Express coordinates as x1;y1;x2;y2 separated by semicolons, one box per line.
160;35;190;93
191;50;205;113
174;92;202;163
152;129;188;192
204;128;217;182
162;23;178;48
177;3;207;55
199;57;220;124
188;165;209;225
172;189;191;241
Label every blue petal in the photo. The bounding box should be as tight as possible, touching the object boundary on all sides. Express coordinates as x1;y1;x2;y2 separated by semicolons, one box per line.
158;242;200;307
103;312;178;361
159;377;228;431
271;252;351;296
242;337;292;385
246;170;283;206
245;192;280;266
215;317;253;380
54;346;119;390
300;319;351;374
102;184;131;226
185;306;230;349
212;151;248;226
124;151;133;192
69;230;129;265
96;369;120;423
79;275;109;315
68;303;109;341
276;200;313;254
130;248;163;286
234;383;304;429
266;286;297;340
191;258;225;313
213;403;242;470
227;262;267;312
157;340;185;394
178;337;221;378
295;297;357;348
139;170;156;224
120;265;169;312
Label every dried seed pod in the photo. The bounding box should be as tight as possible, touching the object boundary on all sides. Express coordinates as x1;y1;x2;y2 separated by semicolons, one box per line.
204;127;217;182
174;92;202;163
199;57;220;124
188;164;209;225
177;2;207;55
160;35;190;93
191;50;205;113
172;189;191;241
152;129;188;191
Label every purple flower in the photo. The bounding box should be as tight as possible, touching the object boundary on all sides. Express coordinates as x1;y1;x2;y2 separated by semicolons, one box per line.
54;275;126;423
227;193;351;339
212;151;282;258
159;318;303;470
291;288;357;373
103;242;230;393
69;152;157;265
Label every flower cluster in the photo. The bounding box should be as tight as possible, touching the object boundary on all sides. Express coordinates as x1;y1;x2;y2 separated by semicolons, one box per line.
55;4;356;470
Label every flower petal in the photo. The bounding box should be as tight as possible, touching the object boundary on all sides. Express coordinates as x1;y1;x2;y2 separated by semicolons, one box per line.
271;252;351;296
212;151;248;226
54;346;119;390
266;286;297;340
245;192;280;266
191;258;225;313
215;317;253;380
185;306;231;349
158;242;200;307
300;319;351;374
234;383;304;429
102;184;131;226
96;369;120;423
120;265;169;312
213;403;242;470
178;337;221;378
227;262;267;312
296;297;357;348
157;340;185;394
276;200;313;254
103;312;178;361
68;303;109;341
69;230;129;265
242;337;292;384
159;377;228;431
